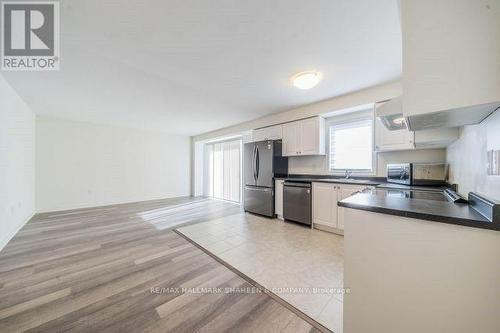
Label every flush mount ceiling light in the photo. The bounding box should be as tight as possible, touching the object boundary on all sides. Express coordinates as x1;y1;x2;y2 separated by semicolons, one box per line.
291;70;323;90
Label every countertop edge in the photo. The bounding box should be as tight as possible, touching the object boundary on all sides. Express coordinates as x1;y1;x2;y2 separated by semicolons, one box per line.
338;201;500;232
281;178;381;186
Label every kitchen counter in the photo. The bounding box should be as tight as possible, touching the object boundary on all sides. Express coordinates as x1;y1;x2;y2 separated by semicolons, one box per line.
283;177;381;186
338;190;499;231
278;176;446;190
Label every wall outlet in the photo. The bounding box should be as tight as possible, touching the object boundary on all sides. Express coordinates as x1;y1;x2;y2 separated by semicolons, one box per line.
487;150;500;175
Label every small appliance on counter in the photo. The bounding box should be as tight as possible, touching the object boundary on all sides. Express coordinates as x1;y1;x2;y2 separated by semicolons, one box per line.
243;140;288;217
386;163;448;186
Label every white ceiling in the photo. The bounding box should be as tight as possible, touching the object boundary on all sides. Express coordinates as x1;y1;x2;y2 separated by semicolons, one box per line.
2;0;402;136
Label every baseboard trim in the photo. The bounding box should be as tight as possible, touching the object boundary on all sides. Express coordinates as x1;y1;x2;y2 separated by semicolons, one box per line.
0;212;35;252
313;223;344;236
36;195;195;215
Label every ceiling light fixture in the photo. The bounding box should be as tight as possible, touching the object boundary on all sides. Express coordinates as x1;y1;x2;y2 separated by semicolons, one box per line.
291;70;323;90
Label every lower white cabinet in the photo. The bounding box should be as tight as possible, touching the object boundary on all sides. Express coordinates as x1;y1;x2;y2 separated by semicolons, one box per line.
275;179;284;219
312;183;338;228
336;185;367;230
312;182;369;234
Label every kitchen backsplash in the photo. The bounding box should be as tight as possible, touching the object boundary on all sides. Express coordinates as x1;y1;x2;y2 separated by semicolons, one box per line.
447;109;500;199
288;148;447;177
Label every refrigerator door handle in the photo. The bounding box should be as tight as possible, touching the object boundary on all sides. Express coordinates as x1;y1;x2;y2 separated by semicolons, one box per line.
253;144;257;183
255;146;260;182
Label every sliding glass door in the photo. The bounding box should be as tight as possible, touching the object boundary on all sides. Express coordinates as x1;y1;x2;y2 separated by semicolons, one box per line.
206;139;242;203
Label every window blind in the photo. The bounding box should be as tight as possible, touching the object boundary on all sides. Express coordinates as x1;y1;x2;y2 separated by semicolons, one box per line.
329;118;373;171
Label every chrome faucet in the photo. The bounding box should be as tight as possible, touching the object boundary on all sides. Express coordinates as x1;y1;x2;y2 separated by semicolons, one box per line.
345;170;352;179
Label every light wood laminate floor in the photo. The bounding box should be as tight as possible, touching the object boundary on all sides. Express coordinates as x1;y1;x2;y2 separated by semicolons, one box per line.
0;197;323;333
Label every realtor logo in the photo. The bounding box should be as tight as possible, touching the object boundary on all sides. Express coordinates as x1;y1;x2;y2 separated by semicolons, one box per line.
1;1;59;71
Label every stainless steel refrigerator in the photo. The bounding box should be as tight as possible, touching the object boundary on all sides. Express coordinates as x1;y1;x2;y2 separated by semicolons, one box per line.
243;140;288;217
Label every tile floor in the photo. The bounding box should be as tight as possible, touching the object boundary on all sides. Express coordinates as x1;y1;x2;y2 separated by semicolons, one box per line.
177;212;344;332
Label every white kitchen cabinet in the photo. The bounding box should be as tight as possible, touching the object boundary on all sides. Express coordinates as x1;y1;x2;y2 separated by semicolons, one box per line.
337;184;367;230
275;179;284;219
282;122;300;156
252;125;282;142
401;0;500;129
312;182;338;228
299;117;325;155
374;115;414;152
282;117;325;156
312;182;368;234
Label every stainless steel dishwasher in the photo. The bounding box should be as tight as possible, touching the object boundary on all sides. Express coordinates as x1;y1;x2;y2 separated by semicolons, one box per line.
283;181;311;226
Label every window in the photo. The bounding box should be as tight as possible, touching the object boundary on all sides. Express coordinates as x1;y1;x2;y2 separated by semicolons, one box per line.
329;117;374;172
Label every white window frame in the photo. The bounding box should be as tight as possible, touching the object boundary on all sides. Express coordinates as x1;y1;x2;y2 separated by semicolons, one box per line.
325;108;377;176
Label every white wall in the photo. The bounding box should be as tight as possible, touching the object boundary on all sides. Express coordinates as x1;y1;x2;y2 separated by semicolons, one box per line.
288;148;446;177
36;117;191;212
447;109;500;199
0;75;36;250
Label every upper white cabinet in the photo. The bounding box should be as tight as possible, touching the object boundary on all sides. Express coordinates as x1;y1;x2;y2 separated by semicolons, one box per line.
401;0;500;130
282;117;325;156
375;99;459;150
282;122;300;156
375;118;414;152
300;117;325;155
252;124;282;142
374;113;414;153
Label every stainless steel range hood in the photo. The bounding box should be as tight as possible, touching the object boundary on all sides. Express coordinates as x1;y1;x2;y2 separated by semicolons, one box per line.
376;96;500;131
406;101;500;131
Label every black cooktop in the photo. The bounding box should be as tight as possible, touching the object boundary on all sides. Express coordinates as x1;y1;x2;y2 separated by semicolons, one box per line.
367;189;449;202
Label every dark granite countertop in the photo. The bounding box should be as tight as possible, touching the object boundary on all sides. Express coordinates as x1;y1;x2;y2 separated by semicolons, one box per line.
338;191;499;231
277;175;446;190
283;177;381;186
